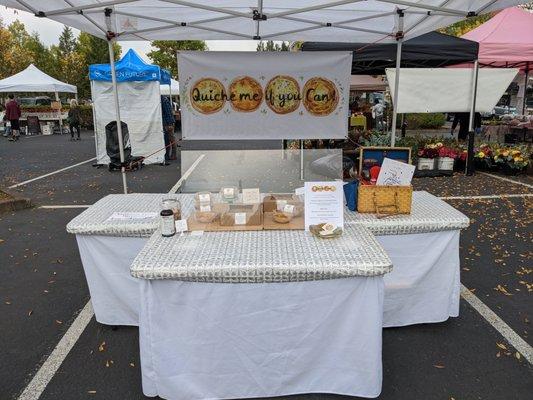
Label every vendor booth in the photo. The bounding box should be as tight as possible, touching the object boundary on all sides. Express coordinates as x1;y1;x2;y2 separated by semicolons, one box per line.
0;64;77;133
2;1;521;399
90;49;171;165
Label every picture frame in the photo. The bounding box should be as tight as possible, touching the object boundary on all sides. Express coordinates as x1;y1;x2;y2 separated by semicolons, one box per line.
358;146;412;174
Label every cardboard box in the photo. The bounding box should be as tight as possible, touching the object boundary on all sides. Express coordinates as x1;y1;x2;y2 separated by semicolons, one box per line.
263;194;302;213
187;203;263;232
263;212;304;230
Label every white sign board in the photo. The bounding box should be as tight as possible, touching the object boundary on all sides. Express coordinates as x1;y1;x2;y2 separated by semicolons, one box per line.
178;51;351;140
376;158;415;186
304;181;344;231
386;68;519;113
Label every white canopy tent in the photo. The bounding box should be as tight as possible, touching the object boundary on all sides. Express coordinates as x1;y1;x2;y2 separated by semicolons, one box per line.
160;78;179;96
1;0;522;192
0;64;77;93
0;64;77;132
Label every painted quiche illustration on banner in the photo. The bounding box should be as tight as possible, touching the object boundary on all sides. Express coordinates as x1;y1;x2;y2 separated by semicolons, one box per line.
229;76;263;112
303;77;339;116
190;78;226;114
265;75;301;114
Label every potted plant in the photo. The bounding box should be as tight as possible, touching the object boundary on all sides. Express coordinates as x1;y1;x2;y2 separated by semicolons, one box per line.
494;147;529;175
473;144;496;171
417;144;439;170
436;144;458;171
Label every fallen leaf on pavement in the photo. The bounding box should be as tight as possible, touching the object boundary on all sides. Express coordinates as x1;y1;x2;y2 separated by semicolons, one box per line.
98;341;106;352
496;343;507;350
433;364;445;369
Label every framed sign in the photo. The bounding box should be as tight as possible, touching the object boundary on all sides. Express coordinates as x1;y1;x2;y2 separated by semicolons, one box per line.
358;146;411;174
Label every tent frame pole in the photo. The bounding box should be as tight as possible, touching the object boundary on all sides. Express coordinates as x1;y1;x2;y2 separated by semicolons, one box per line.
522;63;529;115
466;59;479;177
106;9;128;194
390;9;404;147
55;91;63;134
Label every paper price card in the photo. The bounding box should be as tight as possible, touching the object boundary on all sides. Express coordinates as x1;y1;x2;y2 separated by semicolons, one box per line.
242;188;260;204
304;181;344;231
234;213;247;225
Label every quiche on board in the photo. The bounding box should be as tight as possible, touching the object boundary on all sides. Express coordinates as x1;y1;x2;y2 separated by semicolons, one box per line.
229;76;263;112
303;77;339;116
265;75;301;114
190;78;226;114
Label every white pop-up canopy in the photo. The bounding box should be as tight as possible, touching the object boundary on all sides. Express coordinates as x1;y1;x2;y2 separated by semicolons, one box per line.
1;1;521;43
1;0;521;191
0;64;77;93
160;78;179;96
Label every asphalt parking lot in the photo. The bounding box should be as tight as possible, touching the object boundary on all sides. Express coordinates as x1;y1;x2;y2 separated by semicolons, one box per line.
1;132;532;400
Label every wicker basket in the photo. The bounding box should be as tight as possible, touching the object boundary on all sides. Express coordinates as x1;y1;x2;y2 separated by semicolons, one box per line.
357;185;413;215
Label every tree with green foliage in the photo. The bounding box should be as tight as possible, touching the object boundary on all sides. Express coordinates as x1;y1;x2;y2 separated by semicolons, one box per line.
147;40;207;79
256;41;290;52
75;32;121;98
58;26;76;56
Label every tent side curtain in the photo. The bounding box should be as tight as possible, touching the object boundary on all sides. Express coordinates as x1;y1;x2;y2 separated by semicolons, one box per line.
301;32;479;75
89;49;170;83
0;1;523;44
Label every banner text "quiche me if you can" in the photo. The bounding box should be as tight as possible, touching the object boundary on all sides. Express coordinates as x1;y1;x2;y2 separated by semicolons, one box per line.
190;75;339;116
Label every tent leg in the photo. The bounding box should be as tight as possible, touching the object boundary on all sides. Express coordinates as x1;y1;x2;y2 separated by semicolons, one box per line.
390;10;404;147
300;139;304;181
466;60;479;177
522;65;529;115
55;91;63;134
108;39;128;194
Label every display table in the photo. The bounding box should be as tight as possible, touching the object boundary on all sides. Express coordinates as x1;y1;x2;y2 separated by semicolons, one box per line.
131;225;391;399
346;191;469;327
66;193;192;325
67;191;469;328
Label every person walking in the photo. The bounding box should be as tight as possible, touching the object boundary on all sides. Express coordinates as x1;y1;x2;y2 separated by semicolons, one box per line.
68;99;82;140
371;99;384;131
161;95;176;161
5;94;21;142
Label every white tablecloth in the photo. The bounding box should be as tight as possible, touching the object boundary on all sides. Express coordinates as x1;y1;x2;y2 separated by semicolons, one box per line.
76;235;145;326
139;277;385;400
379;230;460;327
75;230;460;327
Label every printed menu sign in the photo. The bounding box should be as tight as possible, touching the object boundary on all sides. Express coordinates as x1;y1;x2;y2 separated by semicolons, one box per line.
304;181;344;231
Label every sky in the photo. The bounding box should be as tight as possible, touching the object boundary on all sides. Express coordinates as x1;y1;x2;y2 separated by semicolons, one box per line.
0;7;257;61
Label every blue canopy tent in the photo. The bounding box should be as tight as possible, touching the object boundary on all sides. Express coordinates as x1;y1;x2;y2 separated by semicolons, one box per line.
90;49;170;166
90;48;171;84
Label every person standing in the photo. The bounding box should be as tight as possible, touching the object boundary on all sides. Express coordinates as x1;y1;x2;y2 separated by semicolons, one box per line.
161;95;176;161
68;99;82;140
451;112;481;142
5;94;21;142
371;99;384;131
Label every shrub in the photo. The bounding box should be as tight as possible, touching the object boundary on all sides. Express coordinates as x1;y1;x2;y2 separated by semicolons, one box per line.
399;113;446;129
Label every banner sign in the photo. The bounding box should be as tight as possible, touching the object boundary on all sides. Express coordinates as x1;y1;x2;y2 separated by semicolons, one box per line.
178;51;352;140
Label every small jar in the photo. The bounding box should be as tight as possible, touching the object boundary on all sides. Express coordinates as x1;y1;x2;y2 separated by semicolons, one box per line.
161;198;181;220
160;209;176;237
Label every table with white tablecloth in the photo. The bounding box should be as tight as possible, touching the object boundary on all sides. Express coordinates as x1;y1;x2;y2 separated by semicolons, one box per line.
67;191;469;328
345;191;469;327
67;193;192;325
131;225;392;400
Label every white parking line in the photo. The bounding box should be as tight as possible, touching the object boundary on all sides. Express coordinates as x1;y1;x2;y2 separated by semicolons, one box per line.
16;158;207;399
17;302;94;400
168;154;205;193
461;285;532;364
8;158;96;189
440;193;533;200
39;205;91;209
478;172;533;190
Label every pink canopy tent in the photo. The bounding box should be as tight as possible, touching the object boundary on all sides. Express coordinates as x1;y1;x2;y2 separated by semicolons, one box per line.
462;7;532;114
462;7;533;70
